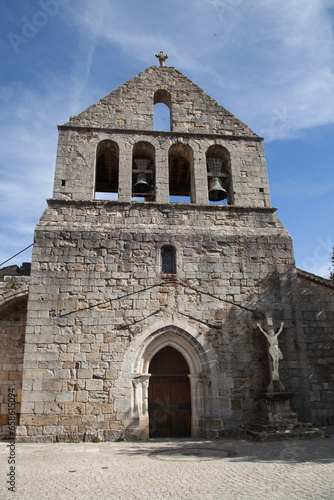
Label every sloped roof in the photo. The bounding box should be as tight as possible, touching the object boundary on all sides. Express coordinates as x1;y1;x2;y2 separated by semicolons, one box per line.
297;268;334;288
63;66;257;137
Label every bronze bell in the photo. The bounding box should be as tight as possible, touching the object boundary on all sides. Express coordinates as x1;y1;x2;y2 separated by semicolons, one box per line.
208;177;227;201
133;173;151;194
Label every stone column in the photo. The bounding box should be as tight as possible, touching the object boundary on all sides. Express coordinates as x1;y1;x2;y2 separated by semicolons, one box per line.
132;374;151;439
155;141;169;204
188;373;204;437
118;140;132;202
192;151;209;205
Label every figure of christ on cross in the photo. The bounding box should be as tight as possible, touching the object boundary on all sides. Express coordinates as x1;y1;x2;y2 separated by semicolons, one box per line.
257;322;284;381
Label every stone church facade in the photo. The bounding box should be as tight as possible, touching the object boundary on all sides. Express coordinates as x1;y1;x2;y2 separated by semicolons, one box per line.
1;61;334;442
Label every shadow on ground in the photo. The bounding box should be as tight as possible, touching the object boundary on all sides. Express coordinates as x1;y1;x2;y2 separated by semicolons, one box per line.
113;437;334;464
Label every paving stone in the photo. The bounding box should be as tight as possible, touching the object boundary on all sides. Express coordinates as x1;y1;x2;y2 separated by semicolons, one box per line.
1;438;334;499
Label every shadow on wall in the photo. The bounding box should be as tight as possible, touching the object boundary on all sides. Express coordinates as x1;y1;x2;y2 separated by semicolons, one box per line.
0;296;27;439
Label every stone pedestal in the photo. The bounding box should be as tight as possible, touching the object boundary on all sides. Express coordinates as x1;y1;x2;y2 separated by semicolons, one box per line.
261;392;298;425
245;392;323;441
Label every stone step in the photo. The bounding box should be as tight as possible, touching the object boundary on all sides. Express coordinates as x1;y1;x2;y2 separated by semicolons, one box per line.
249;421;312;432
244;425;323;442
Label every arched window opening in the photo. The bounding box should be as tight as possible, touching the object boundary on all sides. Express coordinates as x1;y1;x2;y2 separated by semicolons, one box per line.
154;89;172;132
154;103;171;131
206;145;231;205
132;141;155;202
148;346;191;438
161;245;176;274
95;140;119;200
168;144;193;203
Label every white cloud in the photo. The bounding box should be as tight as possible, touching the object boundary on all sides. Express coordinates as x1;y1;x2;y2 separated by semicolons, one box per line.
71;0;334;140
0;82;65;265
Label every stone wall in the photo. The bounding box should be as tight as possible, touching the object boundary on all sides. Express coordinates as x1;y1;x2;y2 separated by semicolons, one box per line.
0;289;28;439
297;270;334;426
53;130;270;208
52;66;270;208
66;66;257;136
18;201;311;441
14;63;333;443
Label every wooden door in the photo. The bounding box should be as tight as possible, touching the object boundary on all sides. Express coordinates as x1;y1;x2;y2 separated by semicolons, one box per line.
148;346;191;438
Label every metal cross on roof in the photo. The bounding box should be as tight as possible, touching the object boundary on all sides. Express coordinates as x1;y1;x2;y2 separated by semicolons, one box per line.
155;51;168;67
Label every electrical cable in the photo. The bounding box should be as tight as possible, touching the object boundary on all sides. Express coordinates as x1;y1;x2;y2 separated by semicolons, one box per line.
0;243;34;268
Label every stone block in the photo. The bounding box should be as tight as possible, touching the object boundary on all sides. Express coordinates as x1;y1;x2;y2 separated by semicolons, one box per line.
75;391;89;402
77;369;93;379
0;414;8;425
86;379;103;391
64;402;85;415
58;416;83;425
21;415;58;426
85;402;102;415
42;426;58;435
101;403;114;414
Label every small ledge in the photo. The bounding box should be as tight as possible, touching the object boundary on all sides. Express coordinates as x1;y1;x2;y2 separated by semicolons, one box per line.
47;198;277;214
57;124;263;142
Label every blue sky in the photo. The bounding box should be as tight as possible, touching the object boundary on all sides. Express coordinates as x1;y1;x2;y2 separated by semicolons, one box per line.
1;0;333;277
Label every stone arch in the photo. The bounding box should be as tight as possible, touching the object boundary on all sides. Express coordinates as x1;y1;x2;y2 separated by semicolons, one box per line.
206;144;231;204
122;321;219;439
137;327;207;375
0;295;28;439
95;139;119;199
168;143;194;203
132;141;155;201
0;289;29;310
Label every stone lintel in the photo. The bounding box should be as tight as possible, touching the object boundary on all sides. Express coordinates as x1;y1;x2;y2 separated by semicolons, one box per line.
45;198;277;214
57;124;264;142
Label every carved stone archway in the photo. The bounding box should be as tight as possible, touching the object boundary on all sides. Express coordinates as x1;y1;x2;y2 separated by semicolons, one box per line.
123;321;220;439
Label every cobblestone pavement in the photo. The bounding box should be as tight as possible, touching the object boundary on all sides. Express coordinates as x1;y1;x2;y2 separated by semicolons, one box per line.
1;437;334;499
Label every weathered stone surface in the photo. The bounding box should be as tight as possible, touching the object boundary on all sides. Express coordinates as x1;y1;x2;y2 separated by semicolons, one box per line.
297;270;334;426
1;64;333;442
0;290;28;439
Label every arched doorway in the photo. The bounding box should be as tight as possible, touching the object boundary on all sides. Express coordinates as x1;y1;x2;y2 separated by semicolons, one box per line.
126;323;220;439
148;346;191;438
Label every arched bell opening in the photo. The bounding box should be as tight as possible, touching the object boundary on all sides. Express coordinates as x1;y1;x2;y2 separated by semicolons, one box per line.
132;141;155;201
95;140;119;200
206;145;231;204
148;346;191;438
168;143;194;203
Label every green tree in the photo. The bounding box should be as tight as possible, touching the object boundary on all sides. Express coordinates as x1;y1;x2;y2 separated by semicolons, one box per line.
329;246;334;281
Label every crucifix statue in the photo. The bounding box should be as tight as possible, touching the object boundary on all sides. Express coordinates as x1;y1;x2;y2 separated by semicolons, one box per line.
257;321;284;382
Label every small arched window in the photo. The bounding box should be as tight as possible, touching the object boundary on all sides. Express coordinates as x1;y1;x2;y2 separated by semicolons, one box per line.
161;245;176;274
154;89;172;132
